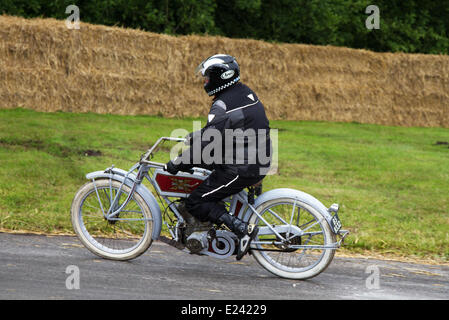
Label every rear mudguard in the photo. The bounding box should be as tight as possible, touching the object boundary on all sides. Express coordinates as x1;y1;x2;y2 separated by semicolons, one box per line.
85;168;162;240
241;188;337;233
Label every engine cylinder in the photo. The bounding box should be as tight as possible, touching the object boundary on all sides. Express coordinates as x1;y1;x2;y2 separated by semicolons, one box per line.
186;231;208;254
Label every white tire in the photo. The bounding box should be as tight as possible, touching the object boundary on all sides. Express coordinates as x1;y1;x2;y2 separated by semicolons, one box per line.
71;179;154;261
249;198;336;280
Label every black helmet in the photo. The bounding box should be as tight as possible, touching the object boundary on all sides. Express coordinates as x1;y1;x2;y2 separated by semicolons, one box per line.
195;54;240;96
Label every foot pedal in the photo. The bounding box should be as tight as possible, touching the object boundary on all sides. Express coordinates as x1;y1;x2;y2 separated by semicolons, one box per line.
207;228;217;241
158;235;185;250
236;225;259;261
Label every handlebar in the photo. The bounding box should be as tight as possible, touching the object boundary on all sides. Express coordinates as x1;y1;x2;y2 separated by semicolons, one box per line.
140;137;186;167
137;136;211;176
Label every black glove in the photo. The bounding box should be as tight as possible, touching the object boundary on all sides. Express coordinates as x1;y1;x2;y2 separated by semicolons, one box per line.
164;161;179;175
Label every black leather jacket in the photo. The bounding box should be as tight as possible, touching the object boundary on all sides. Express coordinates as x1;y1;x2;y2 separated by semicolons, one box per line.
174;82;272;177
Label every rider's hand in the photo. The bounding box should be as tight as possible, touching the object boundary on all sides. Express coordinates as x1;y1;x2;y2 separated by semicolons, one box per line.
164;161;179;175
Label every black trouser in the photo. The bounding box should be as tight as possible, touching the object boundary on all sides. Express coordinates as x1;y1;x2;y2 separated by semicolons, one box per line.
185;168;263;223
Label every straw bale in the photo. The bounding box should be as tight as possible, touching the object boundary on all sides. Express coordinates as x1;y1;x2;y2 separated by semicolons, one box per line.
0;15;448;127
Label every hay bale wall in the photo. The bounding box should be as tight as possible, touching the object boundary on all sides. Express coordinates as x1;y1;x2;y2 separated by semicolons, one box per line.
1;15;448;127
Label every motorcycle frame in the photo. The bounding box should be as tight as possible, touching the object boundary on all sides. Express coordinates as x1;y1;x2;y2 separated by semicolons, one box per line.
87;137;349;250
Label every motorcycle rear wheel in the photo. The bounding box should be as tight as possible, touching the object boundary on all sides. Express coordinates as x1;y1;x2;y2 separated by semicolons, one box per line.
249;197;336;280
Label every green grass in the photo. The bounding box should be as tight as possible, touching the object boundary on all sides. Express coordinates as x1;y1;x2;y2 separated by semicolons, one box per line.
0;108;448;261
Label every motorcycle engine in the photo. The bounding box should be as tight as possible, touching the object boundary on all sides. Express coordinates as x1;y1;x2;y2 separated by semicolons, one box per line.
186;231;209;254
176;202;236;258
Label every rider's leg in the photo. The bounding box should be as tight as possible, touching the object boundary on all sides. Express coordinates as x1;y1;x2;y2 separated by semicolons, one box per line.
185;168;261;222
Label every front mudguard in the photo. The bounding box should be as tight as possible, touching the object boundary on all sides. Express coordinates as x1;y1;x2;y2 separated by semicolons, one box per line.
85;168;162;240
241;188;339;234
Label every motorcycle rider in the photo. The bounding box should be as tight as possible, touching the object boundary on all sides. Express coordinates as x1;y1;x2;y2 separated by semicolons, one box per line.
164;54;272;260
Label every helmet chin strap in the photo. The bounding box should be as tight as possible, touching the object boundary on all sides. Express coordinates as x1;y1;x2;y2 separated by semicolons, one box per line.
206;76;240;96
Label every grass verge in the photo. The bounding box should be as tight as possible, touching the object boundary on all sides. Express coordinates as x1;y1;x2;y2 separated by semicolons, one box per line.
0;108;448;262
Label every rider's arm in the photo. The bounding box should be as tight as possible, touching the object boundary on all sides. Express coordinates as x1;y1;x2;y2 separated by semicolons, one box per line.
185;99;228;146
165;100;230;173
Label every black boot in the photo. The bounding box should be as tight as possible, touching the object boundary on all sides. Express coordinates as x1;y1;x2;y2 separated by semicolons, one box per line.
177;202;212;234
217;213;258;260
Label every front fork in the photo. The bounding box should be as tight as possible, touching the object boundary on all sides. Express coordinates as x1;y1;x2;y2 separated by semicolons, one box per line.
95;163;147;221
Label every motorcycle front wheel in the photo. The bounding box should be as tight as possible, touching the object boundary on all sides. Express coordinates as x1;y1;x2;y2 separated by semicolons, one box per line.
71;179;154;261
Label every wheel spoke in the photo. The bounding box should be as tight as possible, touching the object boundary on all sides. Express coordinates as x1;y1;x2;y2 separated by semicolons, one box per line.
267;208;288;225
301;219;321;233
286;199;296;238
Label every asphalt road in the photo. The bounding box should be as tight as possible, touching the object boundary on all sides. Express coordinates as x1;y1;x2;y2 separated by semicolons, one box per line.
1;232;448;300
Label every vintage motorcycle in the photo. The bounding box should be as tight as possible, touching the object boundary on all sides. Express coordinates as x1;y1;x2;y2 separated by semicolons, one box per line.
71;137;349;280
